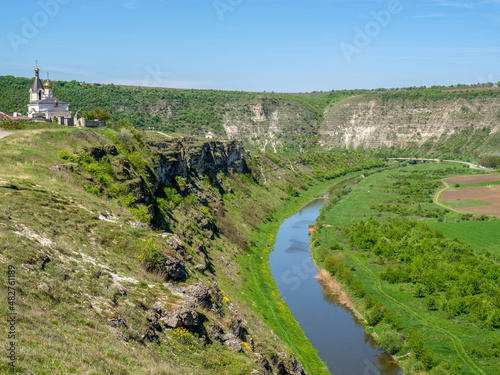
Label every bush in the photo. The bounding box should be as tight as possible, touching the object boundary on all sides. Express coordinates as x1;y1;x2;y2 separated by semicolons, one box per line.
400;357;425;374
429;366;449;375
407;330;435;370
350;279;365;297
377;328;402;355
136;237;165;271
129;205;152;223
366;305;385;326
58;150;79;163
324;252;345;275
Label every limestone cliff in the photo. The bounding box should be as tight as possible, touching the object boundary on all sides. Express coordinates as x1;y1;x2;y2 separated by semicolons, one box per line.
318;93;500;156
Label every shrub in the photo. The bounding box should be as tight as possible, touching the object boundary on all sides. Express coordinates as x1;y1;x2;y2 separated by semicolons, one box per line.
400;357;425;374
377;328;402;355
136;237;164;271
324;252;345;275
129;205;152;223
350;279;365;297
58;150;79;163
366;304;385;326
407;330;435;370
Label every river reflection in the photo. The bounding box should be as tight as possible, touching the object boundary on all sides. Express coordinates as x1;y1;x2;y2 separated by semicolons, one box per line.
316;276;401;375
269;199;403;375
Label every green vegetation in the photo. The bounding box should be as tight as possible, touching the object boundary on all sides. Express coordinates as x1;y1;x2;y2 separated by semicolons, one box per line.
84;108;111;121
456;180;500;188
429;221;500;258
479;155;500;168
441;199;492;209
3;75;499;157
0;75;353;152
311;162;500;375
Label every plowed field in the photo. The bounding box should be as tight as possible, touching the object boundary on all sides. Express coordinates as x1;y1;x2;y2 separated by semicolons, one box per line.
441;175;500;216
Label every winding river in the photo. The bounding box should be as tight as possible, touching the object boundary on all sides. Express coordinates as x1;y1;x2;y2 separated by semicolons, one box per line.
269;199;403;375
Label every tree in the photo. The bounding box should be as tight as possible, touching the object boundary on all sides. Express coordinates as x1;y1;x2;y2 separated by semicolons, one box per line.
479;155;500;168
84;108;111;121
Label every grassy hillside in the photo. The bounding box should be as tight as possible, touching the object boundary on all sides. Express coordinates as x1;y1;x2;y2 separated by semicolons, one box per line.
0;125;381;374
0;76;351;152
3;75;499;157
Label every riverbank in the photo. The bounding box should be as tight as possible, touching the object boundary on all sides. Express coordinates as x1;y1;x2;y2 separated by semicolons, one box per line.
239;170;374;375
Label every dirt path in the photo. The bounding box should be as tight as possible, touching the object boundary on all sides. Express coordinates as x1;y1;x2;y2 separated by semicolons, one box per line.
433;180;464;214
0;131;12;140
154;131;172;138
442;160;484;170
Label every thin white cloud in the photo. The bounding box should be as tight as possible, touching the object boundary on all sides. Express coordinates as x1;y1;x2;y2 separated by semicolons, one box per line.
436;1;475;8
414;13;447;18
112;79;215;89
44;66;99;78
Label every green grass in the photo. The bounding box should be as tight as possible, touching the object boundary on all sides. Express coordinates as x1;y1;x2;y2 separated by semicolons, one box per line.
319;162;477;227
457;180;500;188
441;199;492;208
429;221;500;257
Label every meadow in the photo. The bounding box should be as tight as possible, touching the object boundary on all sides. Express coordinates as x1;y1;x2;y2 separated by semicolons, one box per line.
429;221;500;257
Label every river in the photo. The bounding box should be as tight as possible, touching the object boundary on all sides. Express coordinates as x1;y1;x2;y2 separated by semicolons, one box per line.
269;199;403;375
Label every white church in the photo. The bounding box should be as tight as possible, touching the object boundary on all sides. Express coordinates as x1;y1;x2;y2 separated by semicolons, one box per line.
28;64;71;120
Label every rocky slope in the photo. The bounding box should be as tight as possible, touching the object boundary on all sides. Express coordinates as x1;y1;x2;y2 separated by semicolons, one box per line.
0;127;380;374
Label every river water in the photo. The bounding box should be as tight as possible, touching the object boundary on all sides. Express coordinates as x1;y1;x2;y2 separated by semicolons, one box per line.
269;199;403;375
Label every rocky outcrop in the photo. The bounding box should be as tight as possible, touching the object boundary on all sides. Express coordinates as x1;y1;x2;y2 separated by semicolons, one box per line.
207;323;224;342
84;145;118;161
160;305;204;328
222;332;243;351
272;352;307;375
151;138;248;184
162;255;188;281
164;282;212;309
319;94;500;155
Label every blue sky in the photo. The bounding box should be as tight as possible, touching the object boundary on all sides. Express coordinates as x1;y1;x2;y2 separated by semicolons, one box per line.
1;0;499;92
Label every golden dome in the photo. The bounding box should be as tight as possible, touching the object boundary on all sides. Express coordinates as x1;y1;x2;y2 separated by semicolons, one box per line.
35;67;40;74
44;79;53;89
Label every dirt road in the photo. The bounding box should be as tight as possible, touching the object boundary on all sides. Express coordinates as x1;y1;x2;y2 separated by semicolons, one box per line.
0;131;12;140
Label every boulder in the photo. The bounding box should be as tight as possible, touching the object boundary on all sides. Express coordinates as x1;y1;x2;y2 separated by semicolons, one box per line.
222;332;242;352
35;281;50;292
109;316;127;328
206;323;224;343
164;283;212;309
160;305;203;328
161;233;186;256
193;264;207;274
272;352;307;375
163;255;188;281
